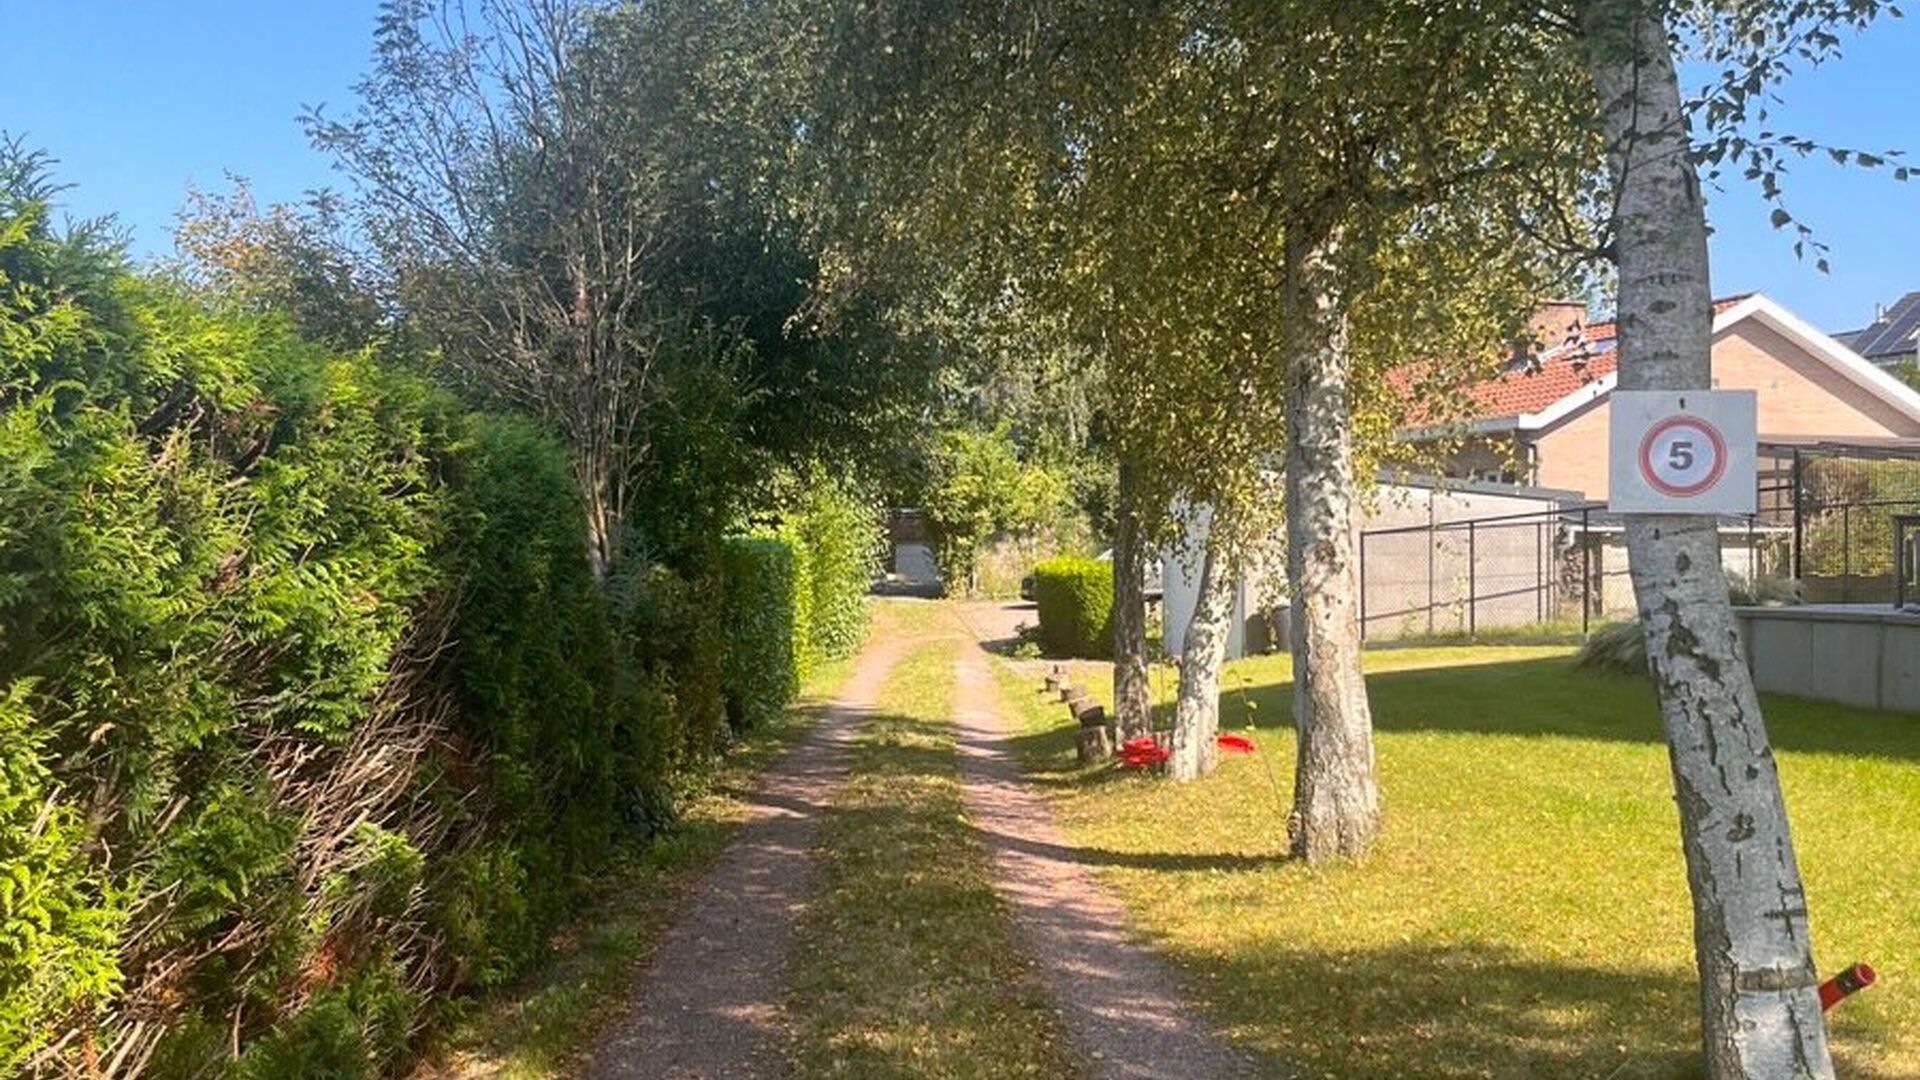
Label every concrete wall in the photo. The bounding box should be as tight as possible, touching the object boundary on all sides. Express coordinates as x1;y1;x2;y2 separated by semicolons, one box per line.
1736;605;1920;713
1359;483;1576;639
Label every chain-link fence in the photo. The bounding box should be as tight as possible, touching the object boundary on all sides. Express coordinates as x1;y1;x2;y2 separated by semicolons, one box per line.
1358;504;1616;641
1354;442;1920;642
1762;441;1920;604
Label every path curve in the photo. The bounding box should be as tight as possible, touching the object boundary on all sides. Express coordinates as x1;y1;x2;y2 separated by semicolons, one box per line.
585;636;910;1079
950;646;1261;1080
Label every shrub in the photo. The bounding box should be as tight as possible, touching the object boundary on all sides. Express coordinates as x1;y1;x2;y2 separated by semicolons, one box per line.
1575;620;1646;675
922;427;1073;596
0;171;736;1074
1032;556;1114;659
788;470;882;662
720;535;810;730
0;683;122;1073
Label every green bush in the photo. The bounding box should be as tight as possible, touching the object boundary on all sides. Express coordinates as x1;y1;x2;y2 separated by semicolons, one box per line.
0;170;743;1074
721;535;811;731
1574;620;1646;675
787;470;882;662
922;426;1073;596
1032;556;1114;659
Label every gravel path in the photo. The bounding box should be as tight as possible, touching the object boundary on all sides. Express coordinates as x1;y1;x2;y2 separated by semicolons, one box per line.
584;637;909;1080
950;648;1262;1080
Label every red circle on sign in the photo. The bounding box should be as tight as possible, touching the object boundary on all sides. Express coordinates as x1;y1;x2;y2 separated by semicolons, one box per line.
1637;415;1727;497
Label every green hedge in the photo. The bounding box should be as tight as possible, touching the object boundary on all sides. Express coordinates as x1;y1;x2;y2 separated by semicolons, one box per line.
720;535;811;731
0;187;733;1074
1032;556;1114;658
788;471;883;662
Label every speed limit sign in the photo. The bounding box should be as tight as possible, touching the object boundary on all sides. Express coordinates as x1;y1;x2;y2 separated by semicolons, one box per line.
1608;390;1756;514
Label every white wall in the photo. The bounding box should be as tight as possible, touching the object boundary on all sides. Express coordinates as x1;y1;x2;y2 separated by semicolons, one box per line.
1160;507;1248;659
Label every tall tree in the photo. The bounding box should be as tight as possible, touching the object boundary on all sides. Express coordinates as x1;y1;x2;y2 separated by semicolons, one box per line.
311;0;688;582
1570;0;1890;1070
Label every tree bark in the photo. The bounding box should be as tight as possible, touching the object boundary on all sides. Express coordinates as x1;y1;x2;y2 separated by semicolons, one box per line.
1581;6;1833;1076
1282;225;1379;863
1112;455;1153;740
1168;526;1232;781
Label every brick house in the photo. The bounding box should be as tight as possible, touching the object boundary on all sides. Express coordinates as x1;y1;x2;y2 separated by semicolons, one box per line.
1404;293;1920;497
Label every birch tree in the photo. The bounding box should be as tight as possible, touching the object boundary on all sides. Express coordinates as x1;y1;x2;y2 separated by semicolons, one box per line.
1572;0;1894;1071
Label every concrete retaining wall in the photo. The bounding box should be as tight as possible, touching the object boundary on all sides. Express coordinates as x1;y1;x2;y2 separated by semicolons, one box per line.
1735;604;1920;713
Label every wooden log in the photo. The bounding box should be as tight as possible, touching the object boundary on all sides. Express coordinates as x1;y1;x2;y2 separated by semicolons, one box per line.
1072;701;1107;729
1076;723;1114;763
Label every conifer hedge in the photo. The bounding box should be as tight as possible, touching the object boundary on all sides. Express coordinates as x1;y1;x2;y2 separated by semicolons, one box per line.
0;171;873;1075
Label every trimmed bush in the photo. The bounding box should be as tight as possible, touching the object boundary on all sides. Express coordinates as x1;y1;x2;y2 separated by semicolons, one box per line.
720;535;811;731
788;471;883;662
1032;556;1114;659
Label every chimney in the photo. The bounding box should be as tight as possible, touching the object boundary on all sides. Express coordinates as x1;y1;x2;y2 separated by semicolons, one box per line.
1527;300;1587;352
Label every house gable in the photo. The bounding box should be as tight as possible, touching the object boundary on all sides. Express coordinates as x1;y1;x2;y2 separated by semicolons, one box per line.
1525;296;1920;497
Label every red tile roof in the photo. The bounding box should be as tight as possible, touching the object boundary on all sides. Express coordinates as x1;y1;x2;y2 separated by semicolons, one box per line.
1416;296;1749;427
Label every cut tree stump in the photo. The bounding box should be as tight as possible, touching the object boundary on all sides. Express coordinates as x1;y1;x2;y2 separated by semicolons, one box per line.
1076;724;1114;763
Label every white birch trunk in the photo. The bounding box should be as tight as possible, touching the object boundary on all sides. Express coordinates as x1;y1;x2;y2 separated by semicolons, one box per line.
1582;6;1833;1075
1168;533;1232;781
1112;455;1153;741
1281;227;1379;862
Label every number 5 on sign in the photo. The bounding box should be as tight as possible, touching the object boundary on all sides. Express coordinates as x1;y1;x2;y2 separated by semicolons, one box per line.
1608;390;1757;515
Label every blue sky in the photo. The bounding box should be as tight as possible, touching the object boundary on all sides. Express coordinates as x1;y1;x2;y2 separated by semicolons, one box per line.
2;4;1916;334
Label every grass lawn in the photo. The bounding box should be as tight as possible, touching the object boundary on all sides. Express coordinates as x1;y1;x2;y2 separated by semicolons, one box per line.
413;645;867;1080
994;646;1920;1079
785;634;1080;1078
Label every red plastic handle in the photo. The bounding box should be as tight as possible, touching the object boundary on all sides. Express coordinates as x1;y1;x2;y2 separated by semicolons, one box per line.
1818;963;1877;1011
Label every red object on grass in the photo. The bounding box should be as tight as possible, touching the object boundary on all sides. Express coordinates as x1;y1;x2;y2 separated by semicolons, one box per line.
1118;736;1170;769
1819;963;1876;1011
1217;733;1256;754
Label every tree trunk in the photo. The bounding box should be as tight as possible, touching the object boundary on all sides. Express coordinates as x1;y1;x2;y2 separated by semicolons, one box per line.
1581;6;1833;1076
1281;226;1379;863
1168;527;1232;781
579;457;617;587
1112;455;1153;740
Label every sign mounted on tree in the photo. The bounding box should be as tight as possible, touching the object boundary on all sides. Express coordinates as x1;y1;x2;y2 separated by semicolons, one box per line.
1608;390;1757;515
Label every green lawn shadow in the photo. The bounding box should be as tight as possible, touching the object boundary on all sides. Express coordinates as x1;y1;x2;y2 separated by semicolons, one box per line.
1217;655;1920;764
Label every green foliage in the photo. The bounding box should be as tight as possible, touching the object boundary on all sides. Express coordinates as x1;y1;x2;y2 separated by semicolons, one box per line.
1031;556;1114;659
721;535;811;731
0;682;122;1072
0;154;752;1075
921;427;1073;596
786;469;884;662
1801;456;1920;579
1574;621;1647;676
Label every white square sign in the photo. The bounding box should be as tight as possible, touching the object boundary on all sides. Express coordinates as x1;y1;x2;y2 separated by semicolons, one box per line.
1608;390;1757;515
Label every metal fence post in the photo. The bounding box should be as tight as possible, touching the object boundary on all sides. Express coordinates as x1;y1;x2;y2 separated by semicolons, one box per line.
1536;520;1545;622
1791;448;1804;580
1843;504;1852;603
1358;531;1368;642
1467;520;1477;638
1581;506;1591;637
1427;522;1437;635
1747;514;1756;583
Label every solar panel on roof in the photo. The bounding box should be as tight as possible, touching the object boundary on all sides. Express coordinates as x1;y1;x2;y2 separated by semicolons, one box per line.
1871;296;1920;358
1857;292;1920;357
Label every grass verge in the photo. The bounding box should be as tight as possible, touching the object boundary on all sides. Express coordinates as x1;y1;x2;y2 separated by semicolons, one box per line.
785;635;1080;1078
992;645;1920;1080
